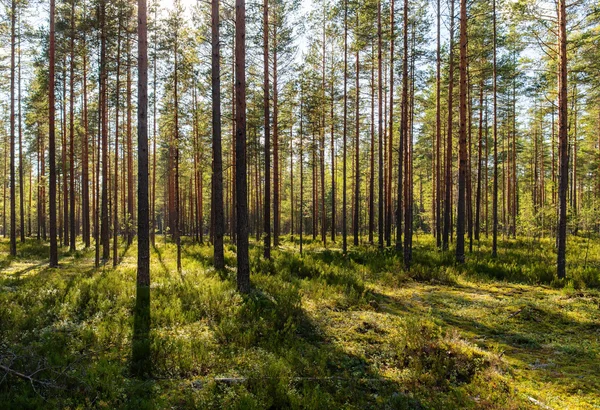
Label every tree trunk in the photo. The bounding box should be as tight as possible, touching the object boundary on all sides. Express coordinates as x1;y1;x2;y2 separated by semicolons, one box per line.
69;0;76;252
492;0;499;257
235;0;250;292
100;0;109;261
443;0;455;251
456;0;467;263
377;0;384;250
49;0;58;266
556;0;568;279
10;0;17;256
212;0;225;269
263;0;271;259
17;6;25;243
353;29;360;247
342;0;348;254
133;0;150;378
435;0;442;248
113;14;122;267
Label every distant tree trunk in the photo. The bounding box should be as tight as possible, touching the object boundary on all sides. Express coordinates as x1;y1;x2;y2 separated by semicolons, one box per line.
174;29;181;273
10;0;17;256
456;0;468;263
435;0;442;248
235;0;250;292
397;0;408;256
113;16;122;267
273;21;280;247
17;6;24;243
300;85;304;255
82;32;90;248
370;42;375;245
556;0;568;279
342;0;348;255
127;35;134;245
321;21;327;246
443;0;455;251
133;0;151;378
263;0;271;259
69;0;76;252
100;0;109;261
62;59;69;248
49;0;58;266
212;0;225;269
151;3;158;247
353;33;360;247
492;0;499;257
331;42;336;242
386;0;394;248
475;80;483;241
377;0;384;250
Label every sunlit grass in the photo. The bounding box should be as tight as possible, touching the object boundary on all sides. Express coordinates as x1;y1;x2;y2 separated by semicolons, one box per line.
0;233;598;408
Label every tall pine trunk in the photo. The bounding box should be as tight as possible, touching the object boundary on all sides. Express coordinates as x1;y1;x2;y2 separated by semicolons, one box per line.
235;0;250;292
212;0;225;269
263;0;271;259
556;0;568;279
456;0;468;263
133;0;150;378
49;0;58;266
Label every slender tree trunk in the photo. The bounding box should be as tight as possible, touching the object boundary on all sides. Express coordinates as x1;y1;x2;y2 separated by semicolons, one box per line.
443;0;455;251
556;0;568;279
342;0;348;254
456;0;468;263
377;0;384;250
62;59;69;248
370;43;375;245
235;0;250;292
82;32;90;248
100;0;109;261
133;0;150;378
399;0;409;260
353;34;360;247
273;23;280;247
263;0;271;259
10;0;17;256
174;28;181;273
212;0;225;269
435;0;442;248
331;42;336;242
386;0;394;248
113;16;122;267
69;0;76;252
18;6;25;243
127;35;134;245
492;0;499;257
475;80;483;241
151;3;158;247
300;85;304;254
321;20;327;246
49;0;58;266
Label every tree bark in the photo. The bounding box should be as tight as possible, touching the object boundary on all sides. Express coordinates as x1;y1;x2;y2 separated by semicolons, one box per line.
456;0;468;263
556;0;568;279
235;0;250;292
263;0;271;259
443;0;455;251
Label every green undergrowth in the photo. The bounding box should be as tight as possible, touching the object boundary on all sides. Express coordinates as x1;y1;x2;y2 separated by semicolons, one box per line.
0;235;598;409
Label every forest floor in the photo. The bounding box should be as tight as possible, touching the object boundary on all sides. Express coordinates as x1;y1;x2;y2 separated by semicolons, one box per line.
0;235;599;409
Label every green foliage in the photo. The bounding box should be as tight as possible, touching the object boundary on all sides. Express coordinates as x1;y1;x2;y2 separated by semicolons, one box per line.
0;236;599;408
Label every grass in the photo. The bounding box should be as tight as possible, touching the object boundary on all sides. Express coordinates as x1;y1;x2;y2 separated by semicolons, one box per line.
0;233;599;409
